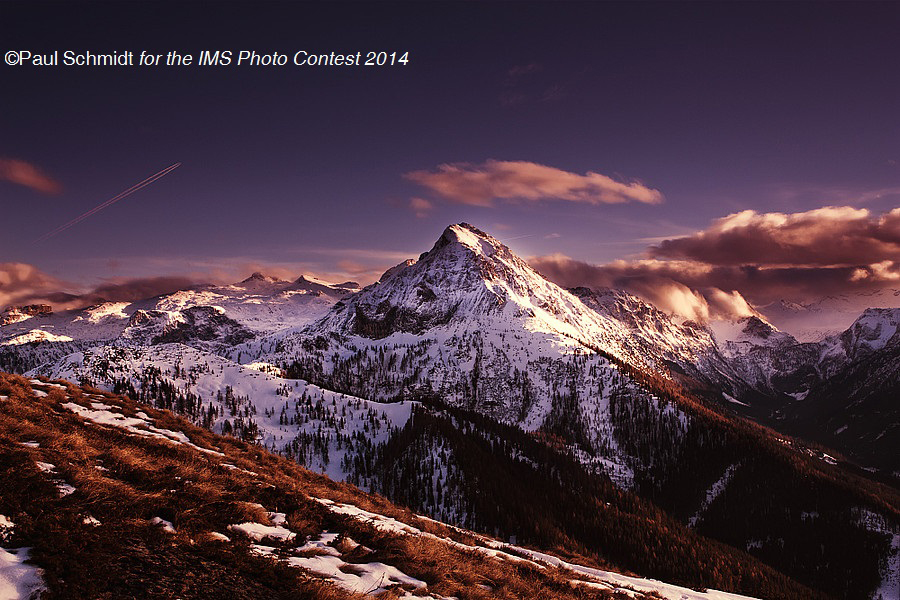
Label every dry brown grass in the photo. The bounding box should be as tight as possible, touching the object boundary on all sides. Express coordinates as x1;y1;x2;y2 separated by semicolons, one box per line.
0;371;641;599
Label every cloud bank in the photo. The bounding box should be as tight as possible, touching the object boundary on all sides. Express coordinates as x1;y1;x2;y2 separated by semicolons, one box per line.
405;160;663;208
0;263;70;310
531;206;900;321
651;206;900;267
530;254;755;322
85;277;198;304
0;263;201;312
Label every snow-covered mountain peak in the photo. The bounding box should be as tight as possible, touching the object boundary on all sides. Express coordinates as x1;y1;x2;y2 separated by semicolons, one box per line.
379;259;418;283
234;272;292;291
739;316;789;342
240;271;283;285
838;307;900;356
77;302;131;323
709;315;794;347
436;222;502;257
758;288;900;341
0;303;52;326
309;222;618;346
289;275;356;296
299;223;730;400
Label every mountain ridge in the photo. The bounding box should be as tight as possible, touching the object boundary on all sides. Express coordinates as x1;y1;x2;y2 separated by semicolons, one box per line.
2;222;899;599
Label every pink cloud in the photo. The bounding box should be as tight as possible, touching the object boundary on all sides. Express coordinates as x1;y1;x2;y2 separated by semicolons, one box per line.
0;158;62;194
404;160;663;208
0;263;70;309
0;264;202;311
652;206;900;267
409;197;433;218
530;206;900;315
530;254;755;321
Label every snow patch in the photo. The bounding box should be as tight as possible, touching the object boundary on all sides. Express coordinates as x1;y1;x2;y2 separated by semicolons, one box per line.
722;392;749;407
0;547;45;600
150;517;175;533
228;522;295;542
689;463;740;528
55;482;76;497
511;544;757;600
314;497;758;600
874;533;899;600
0;516;13;542
286;549;426;594
61;401;224;457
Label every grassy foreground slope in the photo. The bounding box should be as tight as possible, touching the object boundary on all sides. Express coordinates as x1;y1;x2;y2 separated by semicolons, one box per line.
0;371;821;600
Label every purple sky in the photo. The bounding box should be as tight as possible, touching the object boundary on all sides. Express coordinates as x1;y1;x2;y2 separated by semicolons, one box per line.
2;2;900;315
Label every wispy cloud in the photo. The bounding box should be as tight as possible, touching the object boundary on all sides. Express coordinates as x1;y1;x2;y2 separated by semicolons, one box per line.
499;61;582;106
767;182;900;207
405;160;663;209
409;197;433;218
500;62;545;106
505;62;543;81
0;158;62;194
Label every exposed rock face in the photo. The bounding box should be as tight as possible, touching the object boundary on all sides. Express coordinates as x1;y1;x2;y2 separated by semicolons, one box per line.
153;306;255;346
1;304;52;325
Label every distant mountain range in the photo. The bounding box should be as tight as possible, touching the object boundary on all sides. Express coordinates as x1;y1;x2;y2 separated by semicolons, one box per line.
2;223;898;599
759;289;900;342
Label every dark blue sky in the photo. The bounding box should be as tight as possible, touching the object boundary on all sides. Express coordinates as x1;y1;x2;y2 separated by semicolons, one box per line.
3;1;900;293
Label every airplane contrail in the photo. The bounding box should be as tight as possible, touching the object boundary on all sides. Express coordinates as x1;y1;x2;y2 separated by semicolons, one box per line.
34;162;181;243
499;233;537;242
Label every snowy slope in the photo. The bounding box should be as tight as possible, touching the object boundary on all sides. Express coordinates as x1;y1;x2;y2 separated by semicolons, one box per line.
3;374;779;600
7;223;900;476
3;224;899;598
317;497;760;600
307;224;667;365
572;286;721;368
29;342;412;482
823;308;900;366
14;225;699;489
251;224;700;486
